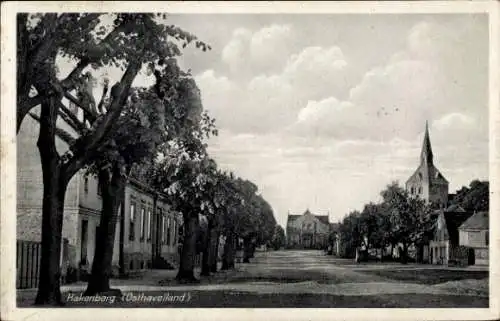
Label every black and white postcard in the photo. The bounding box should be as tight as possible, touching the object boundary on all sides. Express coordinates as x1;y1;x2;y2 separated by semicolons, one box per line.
1;1;499;321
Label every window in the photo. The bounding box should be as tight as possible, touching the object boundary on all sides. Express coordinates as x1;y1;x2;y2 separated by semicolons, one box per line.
410;187;415;195
70;101;79;115
166;217;171;245
129;202;136;241
161;212;166;244
140;206;146;241
84;177;89;194
147;209;152;241
172;220;177;245
418;187;422;194
485;231;489;246
97;180;102;196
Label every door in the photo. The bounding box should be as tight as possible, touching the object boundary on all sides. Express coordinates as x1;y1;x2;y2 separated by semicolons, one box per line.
302;234;312;248
468;248;475;265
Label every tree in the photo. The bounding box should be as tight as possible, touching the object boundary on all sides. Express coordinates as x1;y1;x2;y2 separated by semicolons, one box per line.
451;180;489;212
380;182;431;263
153;153;219;282
17;13;101;132
270;225;286;250
20;13;207;305
255;197;277;250
83;58;214;295
359;203;380;249
338;211;362;258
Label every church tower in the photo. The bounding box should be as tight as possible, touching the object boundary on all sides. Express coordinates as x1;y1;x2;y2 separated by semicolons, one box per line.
406;122;449;208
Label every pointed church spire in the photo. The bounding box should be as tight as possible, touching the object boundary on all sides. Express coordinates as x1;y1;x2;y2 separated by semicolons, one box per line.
420;121;433;165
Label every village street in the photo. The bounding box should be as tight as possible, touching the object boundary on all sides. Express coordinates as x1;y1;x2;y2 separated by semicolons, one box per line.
18;250;489;308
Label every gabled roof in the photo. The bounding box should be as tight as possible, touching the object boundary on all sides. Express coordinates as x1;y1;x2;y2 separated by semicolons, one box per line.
406;123;449;185
286;210;330;226
442;211;474;243
459;211;488;230
445;204;466;213
287;215;301;223
329;223;340;231
316;215;330;225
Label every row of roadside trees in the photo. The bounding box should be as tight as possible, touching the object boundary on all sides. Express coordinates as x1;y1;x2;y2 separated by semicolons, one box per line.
334;180;489;262
16;13;277;306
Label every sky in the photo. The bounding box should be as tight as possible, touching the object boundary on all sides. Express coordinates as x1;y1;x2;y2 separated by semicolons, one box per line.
57;13;490;228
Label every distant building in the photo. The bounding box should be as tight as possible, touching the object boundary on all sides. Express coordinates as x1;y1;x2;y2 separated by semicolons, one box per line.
286;209;330;249
459;211;489;265
406;122;449;208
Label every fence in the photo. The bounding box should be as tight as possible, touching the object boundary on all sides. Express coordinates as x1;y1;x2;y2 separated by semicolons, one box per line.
16;240;42;289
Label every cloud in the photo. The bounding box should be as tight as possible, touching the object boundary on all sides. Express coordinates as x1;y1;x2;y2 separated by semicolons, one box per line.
221;28;253;75
250;24;293;69
434;112;474;130
431;112;487;146
289;19;487;143
282;46;349;100
196;17;488;227
222;24;294;77
199;43;352;134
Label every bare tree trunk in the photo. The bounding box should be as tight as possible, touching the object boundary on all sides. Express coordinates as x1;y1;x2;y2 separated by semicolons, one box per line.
200;222;214;276
34;98;68;306
221;232;235;270
85;164;126;295
401;243;408;264
250;241;256;258
209;231;220;273
200;234;211;276
176;214;199;283
243;237;252;263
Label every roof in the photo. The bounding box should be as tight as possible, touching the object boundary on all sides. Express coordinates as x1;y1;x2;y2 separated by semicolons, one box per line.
316;215;330;225
442;211;474;244
443;212;473;230
445;204;466;212
459;211;488;230
329;223;340;230
406;123;449;185
286;210;330;226
421;121;434;164
406;163;449;185
287;215;301;222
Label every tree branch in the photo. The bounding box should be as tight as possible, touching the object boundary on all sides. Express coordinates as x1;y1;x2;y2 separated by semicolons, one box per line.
60;20;132;91
17;95;43;133
97;80;109;113
29;111;77;146
26;14;59;70
57;110;85;136
62;58;143;179
64;91;97;123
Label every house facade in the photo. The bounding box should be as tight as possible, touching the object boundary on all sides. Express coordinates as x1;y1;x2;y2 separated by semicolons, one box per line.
17;106;181;284
286;209;330;249
459;211;489;265
428;207;473;265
